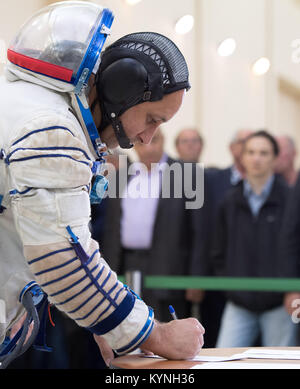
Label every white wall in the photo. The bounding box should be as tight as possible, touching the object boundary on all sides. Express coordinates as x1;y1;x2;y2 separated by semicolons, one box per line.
270;0;300;165
273;0;300;88
198;0;269;167
195;0;300;168
0;0;48;73
1;0;299;168
93;0;300;167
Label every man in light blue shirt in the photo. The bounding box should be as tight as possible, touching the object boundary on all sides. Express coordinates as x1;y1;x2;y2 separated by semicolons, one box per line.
243;175;275;217
121;130;168;250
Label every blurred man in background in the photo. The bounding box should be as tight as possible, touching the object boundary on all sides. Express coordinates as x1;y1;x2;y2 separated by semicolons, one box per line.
187;128;253;347
275;135;298;187
175;128;204;163
213;130;298;347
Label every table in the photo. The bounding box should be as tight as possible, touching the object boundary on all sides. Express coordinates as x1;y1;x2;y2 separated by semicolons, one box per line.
111;347;300;369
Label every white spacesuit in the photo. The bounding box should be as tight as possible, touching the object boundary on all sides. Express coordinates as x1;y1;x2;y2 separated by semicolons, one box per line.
0;1;154;359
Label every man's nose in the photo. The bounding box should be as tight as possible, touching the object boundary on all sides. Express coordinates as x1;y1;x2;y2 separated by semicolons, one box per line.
139;125;159;145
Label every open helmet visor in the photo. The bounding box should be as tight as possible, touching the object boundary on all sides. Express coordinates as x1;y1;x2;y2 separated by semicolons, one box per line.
7;1;114;92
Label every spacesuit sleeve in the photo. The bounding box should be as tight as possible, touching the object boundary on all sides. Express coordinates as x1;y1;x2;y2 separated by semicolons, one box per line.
5;114;154;354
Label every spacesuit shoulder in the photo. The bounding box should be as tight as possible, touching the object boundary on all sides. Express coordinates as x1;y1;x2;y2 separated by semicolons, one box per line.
5;111;93;191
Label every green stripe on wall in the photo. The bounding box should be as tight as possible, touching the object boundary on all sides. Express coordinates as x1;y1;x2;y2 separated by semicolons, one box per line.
119;276;300;292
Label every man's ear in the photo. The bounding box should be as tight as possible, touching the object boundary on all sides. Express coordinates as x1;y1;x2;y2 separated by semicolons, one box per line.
98;58;148;106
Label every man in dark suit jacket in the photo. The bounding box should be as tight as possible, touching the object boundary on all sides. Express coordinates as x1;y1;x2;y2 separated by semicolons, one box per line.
187;129;253;347
97;128;201;323
212;130;298;347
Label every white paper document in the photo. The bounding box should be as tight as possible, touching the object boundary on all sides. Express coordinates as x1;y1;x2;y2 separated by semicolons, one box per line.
242;349;300;360
189;354;246;362
142;348;300;364
142;353;246;362
191;362;300;369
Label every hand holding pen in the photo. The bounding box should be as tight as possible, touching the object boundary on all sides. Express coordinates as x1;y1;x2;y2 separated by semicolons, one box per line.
169;305;178;320
140;305;205;360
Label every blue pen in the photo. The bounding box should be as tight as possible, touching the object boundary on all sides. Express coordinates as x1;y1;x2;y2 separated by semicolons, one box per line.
169;305;178;320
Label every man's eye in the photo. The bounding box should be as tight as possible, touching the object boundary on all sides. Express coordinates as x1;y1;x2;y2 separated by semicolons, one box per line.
147;116;159;125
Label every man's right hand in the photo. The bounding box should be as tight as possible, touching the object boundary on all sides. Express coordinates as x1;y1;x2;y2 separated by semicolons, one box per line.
284;292;300;316
140;318;205;360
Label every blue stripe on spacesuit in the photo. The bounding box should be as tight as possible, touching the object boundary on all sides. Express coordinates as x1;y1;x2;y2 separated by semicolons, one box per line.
7;153;91;166
67;289;100;315
65;270;119;315
85;249;99;266
65;269;123;320
28;247;73;265
50;265;98;298
9;187;33;196
6;146;91;162
57;226;136;331
83;283;122;325
40;265;83;288
0;194;5;214
54;266;105;306
87;291;136;336
34;256;78;276
75;289;119;322
76;264;119;309
66;226;121;311
107;282;119;296
12;126;75;146
101;270;112;290
56;282;95;307
114;308;154;355
113;284;125;303
85;298;113;322
76;296;108;321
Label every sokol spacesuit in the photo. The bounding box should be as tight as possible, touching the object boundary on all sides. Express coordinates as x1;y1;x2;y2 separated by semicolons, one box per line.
0;1;197;367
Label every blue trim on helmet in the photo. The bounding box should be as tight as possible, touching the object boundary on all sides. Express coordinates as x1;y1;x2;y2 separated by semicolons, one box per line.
76;95;104;158
73;8;114;93
9;9;113;91
72;9;114;158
